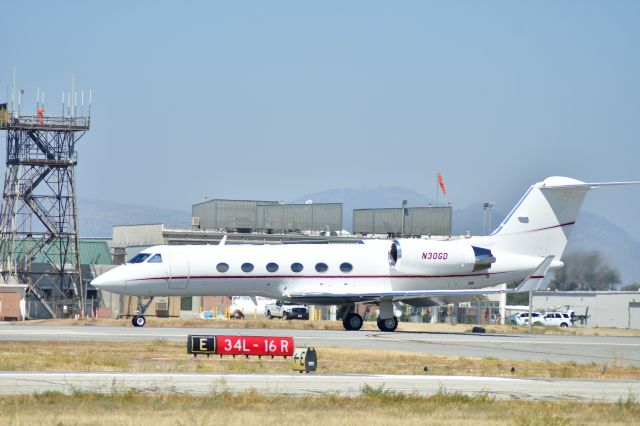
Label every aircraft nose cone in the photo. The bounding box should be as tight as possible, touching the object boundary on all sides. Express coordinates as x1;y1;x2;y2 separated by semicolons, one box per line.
90;267;126;293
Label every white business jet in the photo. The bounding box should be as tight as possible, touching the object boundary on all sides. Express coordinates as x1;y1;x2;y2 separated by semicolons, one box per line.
91;176;639;330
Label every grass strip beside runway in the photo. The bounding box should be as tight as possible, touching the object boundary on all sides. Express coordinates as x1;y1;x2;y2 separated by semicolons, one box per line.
0;341;638;379
0;388;638;426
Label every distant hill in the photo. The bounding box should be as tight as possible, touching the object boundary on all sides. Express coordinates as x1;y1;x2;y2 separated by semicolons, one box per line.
78;187;640;284
566;211;640;286
451;201;506;237
78;198;190;238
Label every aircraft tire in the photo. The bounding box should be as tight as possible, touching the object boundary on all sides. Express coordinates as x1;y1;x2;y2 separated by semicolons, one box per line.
133;315;146;328
342;313;363;331
377;316;398;332
131;316;138;327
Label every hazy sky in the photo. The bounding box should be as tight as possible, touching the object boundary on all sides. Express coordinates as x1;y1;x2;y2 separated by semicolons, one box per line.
2;1;640;238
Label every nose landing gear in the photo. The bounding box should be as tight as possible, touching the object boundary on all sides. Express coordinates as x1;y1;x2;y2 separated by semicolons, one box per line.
131;296;155;327
132;315;146;327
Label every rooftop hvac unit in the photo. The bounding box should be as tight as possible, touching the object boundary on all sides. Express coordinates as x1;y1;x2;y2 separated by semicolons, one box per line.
191;217;200;227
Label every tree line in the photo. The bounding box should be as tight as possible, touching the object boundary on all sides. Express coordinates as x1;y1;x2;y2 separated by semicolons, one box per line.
507;250;638;305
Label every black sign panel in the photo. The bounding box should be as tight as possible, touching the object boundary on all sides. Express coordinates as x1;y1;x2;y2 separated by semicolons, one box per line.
187;334;216;355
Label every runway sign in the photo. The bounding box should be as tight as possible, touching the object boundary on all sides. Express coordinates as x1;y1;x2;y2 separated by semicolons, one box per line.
187;335;294;357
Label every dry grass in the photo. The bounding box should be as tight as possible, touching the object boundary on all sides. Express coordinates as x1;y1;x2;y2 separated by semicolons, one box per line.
0;389;638;425
15;317;640;336
0;341;638;379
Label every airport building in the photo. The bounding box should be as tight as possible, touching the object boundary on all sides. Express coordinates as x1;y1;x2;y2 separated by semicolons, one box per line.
531;291;640;329
192;199;343;233
353;206;452;236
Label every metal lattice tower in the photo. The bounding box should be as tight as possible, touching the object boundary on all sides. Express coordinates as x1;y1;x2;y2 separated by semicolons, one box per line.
0;93;90;318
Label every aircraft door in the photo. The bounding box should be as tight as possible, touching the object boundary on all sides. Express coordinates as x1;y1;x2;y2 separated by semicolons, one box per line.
169;253;189;289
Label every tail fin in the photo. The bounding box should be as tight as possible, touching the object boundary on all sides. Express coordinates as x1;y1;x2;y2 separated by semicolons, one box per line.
490;176;640;259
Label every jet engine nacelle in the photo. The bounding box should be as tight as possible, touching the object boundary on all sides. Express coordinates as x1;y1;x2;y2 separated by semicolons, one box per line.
388;239;496;275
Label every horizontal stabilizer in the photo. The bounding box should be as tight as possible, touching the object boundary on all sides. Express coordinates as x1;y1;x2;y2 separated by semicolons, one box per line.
510;255;555;293
541;181;640;190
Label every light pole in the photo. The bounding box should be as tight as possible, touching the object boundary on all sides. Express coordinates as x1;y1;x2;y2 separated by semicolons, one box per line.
483;202;494;235
401;200;407;237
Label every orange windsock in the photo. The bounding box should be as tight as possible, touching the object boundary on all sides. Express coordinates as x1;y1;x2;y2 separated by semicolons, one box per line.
437;172;447;195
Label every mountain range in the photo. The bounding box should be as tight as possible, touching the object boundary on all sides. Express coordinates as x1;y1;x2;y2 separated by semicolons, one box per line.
77;186;640;284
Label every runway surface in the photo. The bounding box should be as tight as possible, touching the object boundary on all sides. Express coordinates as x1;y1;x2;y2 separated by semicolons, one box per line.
1;324;639;366
1;371;638;401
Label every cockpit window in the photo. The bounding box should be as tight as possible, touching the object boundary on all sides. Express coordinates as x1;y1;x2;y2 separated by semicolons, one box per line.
128;253;151;264
148;254;163;263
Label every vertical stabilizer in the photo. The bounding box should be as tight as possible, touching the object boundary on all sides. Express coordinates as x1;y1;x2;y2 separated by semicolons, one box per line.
490;177;589;259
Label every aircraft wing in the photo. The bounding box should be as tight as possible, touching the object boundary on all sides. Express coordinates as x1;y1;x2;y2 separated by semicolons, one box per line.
286;256;555;303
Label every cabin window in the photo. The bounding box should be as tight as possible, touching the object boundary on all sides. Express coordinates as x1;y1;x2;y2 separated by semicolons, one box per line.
266;262;279;273
216;263;229;273
315;262;328;273
241;262;254;273
291;262;303;273
128;253;150;264
340;262;353;272
148;254;163;263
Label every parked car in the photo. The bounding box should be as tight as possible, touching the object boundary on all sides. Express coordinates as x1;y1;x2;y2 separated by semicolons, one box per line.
507;312;544;326
507;311;573;327
541;312;572;327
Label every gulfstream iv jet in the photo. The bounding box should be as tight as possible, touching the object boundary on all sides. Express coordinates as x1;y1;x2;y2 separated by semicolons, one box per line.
91;177;639;330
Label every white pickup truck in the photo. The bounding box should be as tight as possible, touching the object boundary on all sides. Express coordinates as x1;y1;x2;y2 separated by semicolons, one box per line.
228;296;276;320
265;300;309;320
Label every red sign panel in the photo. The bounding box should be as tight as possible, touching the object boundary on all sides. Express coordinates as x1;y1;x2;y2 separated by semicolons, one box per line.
215;335;294;357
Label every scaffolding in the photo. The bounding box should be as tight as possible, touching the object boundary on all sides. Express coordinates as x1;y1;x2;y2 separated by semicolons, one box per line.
0;84;90;318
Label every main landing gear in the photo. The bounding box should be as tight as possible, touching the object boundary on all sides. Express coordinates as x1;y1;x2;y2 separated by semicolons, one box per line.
342;312;364;331
375;300;398;332
339;302;399;332
131;296;155;327
376;316;398;332
339;304;363;331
